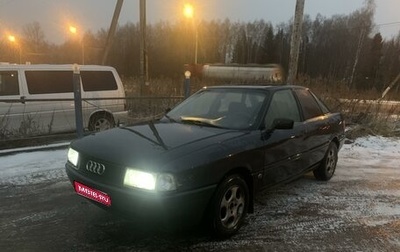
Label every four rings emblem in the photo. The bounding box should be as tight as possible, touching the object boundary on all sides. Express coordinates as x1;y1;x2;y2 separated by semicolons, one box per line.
86;160;106;175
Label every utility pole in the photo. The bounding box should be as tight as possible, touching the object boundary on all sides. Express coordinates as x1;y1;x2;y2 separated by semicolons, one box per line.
102;0;124;65
349;28;366;89
381;72;400;100
140;0;148;95
287;0;305;84
72;64;84;138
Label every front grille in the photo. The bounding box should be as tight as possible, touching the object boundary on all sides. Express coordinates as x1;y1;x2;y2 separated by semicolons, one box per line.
77;155;125;187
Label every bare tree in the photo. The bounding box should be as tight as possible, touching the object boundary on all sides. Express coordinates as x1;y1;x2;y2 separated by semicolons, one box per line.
22;22;46;50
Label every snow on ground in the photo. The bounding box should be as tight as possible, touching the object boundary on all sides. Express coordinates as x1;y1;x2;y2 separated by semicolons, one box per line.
1;148;67;177
0;136;399;185
1;136;400;251
0;146;68;185
338;136;400;180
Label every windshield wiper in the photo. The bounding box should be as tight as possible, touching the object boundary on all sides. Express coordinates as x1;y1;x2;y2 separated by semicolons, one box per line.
180;116;223;128
164;114;177;123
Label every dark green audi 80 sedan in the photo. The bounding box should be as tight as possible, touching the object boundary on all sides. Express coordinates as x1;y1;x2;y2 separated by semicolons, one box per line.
66;85;345;237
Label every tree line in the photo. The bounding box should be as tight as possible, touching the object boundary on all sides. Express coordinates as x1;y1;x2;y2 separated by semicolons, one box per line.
1;1;399;92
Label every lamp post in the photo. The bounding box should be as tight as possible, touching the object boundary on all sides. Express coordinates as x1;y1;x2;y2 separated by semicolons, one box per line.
8;35;22;64
184;70;191;98
69;26;85;64
183;3;198;64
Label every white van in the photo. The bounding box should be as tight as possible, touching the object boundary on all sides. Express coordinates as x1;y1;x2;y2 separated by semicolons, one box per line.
0;64;128;138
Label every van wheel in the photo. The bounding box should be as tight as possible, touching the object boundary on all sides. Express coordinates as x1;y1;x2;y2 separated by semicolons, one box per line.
89;113;115;132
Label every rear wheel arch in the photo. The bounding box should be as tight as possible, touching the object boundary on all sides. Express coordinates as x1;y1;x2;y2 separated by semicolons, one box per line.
331;137;340;149
313;141;338;181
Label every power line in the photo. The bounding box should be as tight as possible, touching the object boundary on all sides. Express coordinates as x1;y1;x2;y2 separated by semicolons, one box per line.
375;21;400;27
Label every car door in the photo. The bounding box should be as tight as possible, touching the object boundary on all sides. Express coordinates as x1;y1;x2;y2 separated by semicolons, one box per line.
293;88;331;169
261;89;307;187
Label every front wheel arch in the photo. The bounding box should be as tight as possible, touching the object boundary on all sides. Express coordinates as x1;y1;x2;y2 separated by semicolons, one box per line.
207;173;250;238
222;168;254;213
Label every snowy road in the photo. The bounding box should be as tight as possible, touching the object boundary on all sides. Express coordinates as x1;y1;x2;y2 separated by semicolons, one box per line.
1;136;400;251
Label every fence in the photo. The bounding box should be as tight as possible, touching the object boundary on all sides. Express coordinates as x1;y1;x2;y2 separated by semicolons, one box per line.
0;96;184;143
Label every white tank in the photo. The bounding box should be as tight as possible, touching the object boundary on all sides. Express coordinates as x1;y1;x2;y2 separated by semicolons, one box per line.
201;64;284;82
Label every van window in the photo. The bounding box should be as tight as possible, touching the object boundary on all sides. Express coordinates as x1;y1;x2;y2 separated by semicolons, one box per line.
0;71;19;96
25;70;118;94
25;71;73;94
81;71;118;91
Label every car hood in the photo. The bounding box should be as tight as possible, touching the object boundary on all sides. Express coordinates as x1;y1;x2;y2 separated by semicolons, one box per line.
71;121;246;169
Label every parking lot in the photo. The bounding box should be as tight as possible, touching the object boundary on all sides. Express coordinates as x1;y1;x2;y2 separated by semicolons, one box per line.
1;136;400;251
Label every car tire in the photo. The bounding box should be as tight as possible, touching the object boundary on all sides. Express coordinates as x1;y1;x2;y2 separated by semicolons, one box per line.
89;113;115;132
210;174;249;238
313;142;338;181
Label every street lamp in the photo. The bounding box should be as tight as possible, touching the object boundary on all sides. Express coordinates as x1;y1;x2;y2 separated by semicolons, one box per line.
69;26;77;34
183;4;194;19
183;3;198;64
69;26;85;64
8;35;16;43
8;35;22;64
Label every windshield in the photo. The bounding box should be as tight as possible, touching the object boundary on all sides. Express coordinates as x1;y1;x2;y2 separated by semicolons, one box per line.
165;88;269;130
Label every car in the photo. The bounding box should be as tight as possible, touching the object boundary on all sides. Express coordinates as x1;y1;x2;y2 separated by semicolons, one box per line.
65;85;345;237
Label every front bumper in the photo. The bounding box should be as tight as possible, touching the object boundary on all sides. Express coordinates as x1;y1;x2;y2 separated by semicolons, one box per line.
65;164;217;226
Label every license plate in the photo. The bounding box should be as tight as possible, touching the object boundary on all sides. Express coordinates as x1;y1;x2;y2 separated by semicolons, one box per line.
74;181;111;207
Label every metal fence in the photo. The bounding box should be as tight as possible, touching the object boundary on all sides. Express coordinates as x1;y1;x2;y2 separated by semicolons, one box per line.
0;96;184;142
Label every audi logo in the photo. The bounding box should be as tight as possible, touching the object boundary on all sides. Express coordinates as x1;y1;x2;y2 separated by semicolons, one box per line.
85;160;106;175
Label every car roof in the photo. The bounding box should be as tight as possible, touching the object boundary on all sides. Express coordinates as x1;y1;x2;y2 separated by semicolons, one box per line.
204;84;306;91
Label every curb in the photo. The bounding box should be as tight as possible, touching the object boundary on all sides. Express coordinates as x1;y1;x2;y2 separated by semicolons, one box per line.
0;142;70;157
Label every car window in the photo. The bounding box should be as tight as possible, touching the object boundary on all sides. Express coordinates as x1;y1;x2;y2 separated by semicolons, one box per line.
217;91;264;114
311;92;330;114
166;88;268;129
265;89;300;129
294;89;323;120
0;71;19;96
218;92;242;113
169;90;218;117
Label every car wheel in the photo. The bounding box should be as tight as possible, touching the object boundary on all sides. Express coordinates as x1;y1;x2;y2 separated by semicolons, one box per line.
89;113;115;132
211;174;249;238
313;142;338;181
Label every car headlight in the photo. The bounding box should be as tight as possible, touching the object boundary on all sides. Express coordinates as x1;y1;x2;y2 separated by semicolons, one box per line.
123;168;177;191
68;148;79;167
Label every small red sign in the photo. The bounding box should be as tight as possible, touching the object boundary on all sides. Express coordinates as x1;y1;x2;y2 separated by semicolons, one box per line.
74;181;111;207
